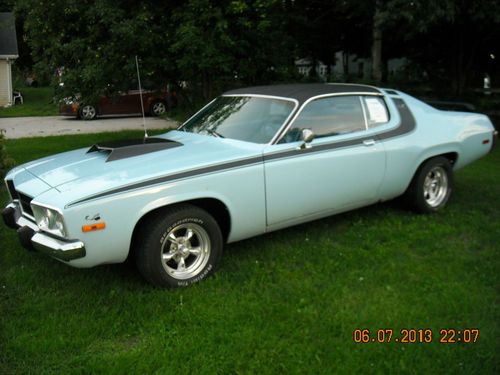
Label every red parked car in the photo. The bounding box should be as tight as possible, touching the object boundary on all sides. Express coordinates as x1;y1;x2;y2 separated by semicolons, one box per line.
59;89;177;120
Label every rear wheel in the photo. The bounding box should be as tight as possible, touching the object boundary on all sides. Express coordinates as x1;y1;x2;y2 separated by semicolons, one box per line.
135;204;223;288
404;156;453;213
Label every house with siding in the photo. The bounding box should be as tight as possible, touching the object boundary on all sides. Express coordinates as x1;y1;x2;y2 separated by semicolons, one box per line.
0;12;19;107
296;52;408;81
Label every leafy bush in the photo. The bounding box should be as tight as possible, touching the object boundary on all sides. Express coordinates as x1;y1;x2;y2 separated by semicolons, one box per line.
0;129;16;177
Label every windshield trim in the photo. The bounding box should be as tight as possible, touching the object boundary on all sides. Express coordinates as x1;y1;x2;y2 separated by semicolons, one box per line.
178;97;218;130
178;94;299;145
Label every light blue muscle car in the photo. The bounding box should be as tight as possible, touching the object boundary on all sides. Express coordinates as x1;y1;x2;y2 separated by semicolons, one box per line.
2;84;497;287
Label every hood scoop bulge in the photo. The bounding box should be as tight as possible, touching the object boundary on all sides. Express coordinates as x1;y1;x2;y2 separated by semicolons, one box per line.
87;137;182;162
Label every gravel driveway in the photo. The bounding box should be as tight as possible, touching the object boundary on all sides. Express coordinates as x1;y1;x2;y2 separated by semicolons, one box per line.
0;115;179;139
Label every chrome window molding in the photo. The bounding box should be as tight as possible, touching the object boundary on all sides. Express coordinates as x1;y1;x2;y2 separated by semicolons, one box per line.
178;97;217;130
326;82;382;92
359;96;369;130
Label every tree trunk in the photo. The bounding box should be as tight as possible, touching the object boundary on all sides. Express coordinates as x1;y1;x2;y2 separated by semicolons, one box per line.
452;19;476;97
202;70;212;100
372;1;383;84
343;51;349;81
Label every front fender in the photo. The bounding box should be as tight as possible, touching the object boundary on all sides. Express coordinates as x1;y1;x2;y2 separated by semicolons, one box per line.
134;190;234;232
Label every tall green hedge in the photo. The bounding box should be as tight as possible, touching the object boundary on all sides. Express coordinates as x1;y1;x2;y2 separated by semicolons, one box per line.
0;130;15;178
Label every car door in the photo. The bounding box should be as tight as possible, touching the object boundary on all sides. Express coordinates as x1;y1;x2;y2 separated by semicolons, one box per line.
263;94;389;228
98;92;129;115
120;90;143;114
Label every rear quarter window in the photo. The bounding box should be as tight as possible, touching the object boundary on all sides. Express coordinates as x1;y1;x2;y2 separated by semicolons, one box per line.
363;96;389;127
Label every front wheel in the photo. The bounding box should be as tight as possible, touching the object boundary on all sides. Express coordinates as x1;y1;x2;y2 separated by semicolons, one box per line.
150;100;167;116
404;156;454;213
79;105;97;120
135;204;223;288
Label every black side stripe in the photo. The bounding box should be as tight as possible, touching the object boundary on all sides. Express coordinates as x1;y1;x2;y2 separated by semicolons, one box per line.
264;136;364;161
377;98;416;140
66;156;263;207
67;98;415;207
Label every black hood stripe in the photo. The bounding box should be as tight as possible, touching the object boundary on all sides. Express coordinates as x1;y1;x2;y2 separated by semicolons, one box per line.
67;98;415;207
87;138;182;162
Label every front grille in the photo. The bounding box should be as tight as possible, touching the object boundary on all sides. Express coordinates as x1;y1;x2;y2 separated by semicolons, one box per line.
5;180;34;218
17;192;34;217
6;179;18;200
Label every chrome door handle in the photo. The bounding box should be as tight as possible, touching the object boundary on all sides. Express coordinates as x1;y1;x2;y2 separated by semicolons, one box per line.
363;139;376;146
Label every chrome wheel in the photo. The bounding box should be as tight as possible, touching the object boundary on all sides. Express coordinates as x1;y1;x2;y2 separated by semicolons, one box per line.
136;204;223;288
160;223;211;280
81;105;96;120
423;166;448;207
152;101;166;116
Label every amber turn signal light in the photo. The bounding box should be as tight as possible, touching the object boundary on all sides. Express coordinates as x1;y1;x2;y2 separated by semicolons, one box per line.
82;222;106;232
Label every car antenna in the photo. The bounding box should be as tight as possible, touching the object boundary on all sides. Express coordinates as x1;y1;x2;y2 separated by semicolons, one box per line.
135;55;148;140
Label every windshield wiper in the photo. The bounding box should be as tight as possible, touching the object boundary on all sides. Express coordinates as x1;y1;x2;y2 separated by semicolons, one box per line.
206;129;224;138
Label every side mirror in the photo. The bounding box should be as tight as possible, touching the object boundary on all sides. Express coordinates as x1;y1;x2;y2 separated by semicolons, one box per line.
299;128;315;149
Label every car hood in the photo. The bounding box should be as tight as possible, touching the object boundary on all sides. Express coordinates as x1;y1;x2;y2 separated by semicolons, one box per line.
18;131;264;202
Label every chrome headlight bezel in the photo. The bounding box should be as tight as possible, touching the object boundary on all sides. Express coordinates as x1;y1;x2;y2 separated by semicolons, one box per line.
31;203;68;238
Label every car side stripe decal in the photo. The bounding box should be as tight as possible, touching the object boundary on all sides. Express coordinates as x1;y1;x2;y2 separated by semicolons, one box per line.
66;156;264;207
377;98;416;140
67;98;415;207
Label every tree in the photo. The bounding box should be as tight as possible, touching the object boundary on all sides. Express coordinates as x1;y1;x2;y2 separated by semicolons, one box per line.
15;0;180;103
15;0;292;103
371;0;500;93
283;0;371;81
172;0;290;100
14;0;500;102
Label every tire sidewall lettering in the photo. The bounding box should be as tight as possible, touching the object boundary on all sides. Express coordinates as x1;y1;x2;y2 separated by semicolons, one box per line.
176;263;213;287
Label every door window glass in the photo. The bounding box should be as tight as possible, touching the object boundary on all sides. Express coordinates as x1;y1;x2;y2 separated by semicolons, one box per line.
281;95;366;142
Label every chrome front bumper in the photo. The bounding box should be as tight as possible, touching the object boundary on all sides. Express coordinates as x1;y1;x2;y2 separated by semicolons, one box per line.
2;202;86;262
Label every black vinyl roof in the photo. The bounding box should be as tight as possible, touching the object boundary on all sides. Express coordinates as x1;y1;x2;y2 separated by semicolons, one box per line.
0;12;18;56
224;83;381;105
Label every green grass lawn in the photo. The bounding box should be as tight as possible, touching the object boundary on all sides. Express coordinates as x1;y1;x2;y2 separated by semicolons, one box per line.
0;132;498;374
0;87;58;117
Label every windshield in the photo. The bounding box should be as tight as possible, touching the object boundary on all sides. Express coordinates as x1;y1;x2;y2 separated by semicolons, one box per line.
181;96;296;144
